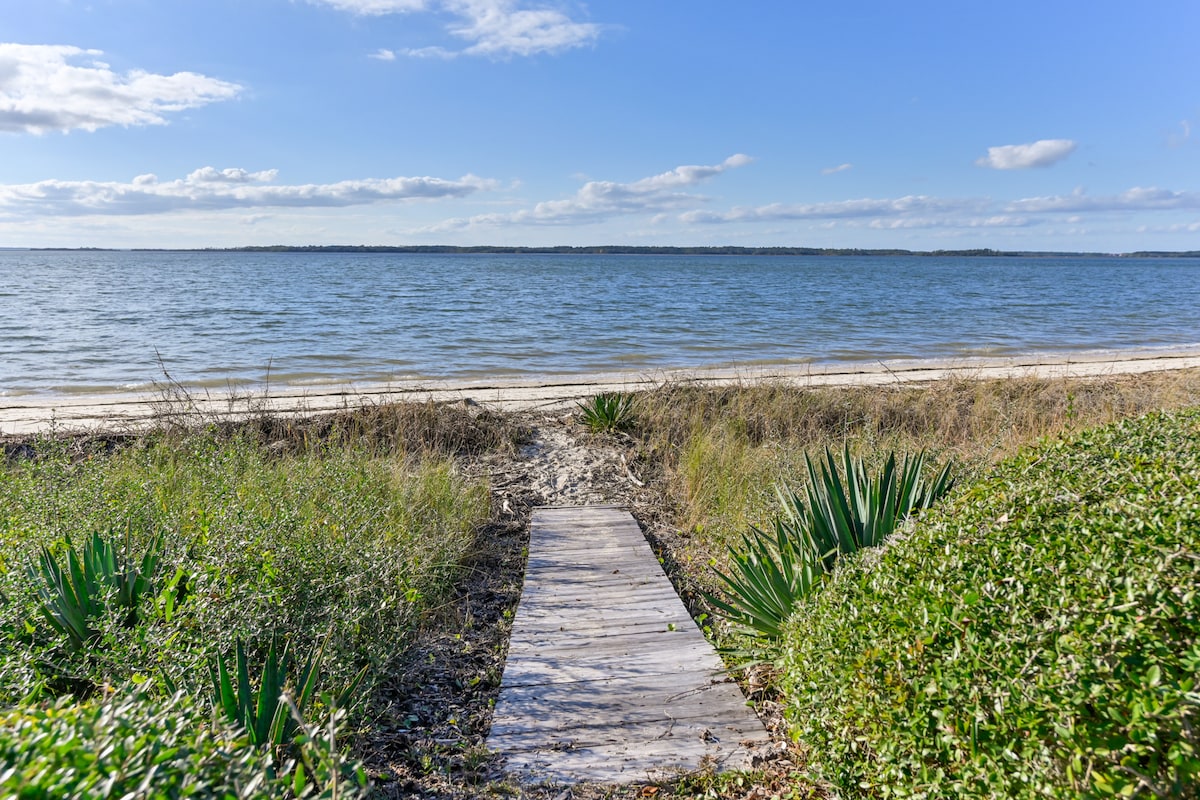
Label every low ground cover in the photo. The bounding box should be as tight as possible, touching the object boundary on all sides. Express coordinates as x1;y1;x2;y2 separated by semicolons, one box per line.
0;410;497;797
780;408;1200;797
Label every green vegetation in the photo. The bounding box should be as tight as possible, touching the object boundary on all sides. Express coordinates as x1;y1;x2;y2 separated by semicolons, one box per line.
631;371;1199;595
2;370;1198;798
780;409;1200;798
708;448;952;642
578;391;637;433
0;424;491;797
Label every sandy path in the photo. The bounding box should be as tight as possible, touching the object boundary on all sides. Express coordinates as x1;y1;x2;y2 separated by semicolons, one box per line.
4;348;1200;436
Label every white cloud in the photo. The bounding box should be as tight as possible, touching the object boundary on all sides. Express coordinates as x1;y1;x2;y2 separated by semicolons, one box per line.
0;43;241;134
1007;186;1200;213
681;194;983;224
313;0;603;58
446;0;602;58
866;216;1033;230
975;139;1077;170
430;154;752;229
369;48;398;60
314;0;429;13
186;167;280;184
821;163;853;175
400;46;457;59
0;168;497;217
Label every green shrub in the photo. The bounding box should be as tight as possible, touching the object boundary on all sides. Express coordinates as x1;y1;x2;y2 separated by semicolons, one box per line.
781;409;1200;798
0;433;488;699
0;428;490;796
0;689;368;798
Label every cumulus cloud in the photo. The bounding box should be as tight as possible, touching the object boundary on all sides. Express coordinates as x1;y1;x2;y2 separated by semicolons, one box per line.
445;0;603;57
0;168;497;217
671;182;1200;235
430;154;752;230
0;43;241;134
975;139;1077;170
369;48;398;60
312;0;603;58
821;163;853;175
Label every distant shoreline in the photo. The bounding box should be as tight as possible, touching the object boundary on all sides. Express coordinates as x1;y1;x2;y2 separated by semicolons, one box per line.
8;246;1200;258
4;348;1199;436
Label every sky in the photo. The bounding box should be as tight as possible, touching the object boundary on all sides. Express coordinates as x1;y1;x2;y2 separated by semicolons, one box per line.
1;1;1198;251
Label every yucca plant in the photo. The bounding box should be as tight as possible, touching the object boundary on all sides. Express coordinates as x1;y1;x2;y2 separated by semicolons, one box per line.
209;637;365;752
705;518;823;641
709;448;953;641
781;446;954;571
578;391;636;433
29;531;167;649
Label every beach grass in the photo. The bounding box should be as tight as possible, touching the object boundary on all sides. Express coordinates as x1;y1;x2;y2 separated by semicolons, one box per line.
631;369;1200;591
0;414;495;797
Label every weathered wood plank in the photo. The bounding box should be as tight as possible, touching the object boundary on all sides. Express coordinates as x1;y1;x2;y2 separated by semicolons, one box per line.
487;505;770;785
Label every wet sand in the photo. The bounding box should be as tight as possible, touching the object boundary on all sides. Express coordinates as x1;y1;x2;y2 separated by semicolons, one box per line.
3;349;1200;436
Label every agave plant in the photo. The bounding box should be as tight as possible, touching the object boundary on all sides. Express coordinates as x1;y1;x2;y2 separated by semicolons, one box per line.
577;391;636;433
29;531;169;649
209;637;365;751
705;518;823;640
780;446;955;571
709;447;953;641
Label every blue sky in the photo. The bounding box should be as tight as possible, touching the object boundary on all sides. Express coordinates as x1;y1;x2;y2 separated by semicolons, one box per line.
1;1;1198;250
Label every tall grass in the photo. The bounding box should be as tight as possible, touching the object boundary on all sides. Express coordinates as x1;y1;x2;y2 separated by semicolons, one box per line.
634;370;1200;583
0;417;493;796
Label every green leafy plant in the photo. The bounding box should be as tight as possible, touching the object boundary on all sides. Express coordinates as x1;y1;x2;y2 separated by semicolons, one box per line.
709;448;953;640
28;531;173;649
210;637;367;792
706;518;823;641
781;409;1200;798
780;446;954;570
577;391;636;433
210;637;365;750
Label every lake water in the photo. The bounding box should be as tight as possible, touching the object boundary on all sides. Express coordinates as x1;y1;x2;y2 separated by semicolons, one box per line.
2;250;1199;397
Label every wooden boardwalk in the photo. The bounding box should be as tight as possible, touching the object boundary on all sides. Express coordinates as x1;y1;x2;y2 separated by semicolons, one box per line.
487;505;770;785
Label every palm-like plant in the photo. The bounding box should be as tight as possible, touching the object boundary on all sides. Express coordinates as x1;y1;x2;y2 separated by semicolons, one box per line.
781;446;955;571
709;447;953;641
29;532;166;649
209;638;365;750
577;392;636;433
705;518;823;641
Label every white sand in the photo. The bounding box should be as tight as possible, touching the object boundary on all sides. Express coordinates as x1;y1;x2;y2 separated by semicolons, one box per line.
3;349;1200;436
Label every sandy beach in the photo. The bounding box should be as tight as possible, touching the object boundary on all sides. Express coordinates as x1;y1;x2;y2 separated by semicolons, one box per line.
4;348;1200;437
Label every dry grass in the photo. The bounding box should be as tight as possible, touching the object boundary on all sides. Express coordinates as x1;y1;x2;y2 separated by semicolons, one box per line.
631;367;1200;575
202;400;528;457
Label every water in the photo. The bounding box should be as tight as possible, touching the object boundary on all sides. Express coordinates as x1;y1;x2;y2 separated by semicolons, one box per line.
2;250;1199;397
